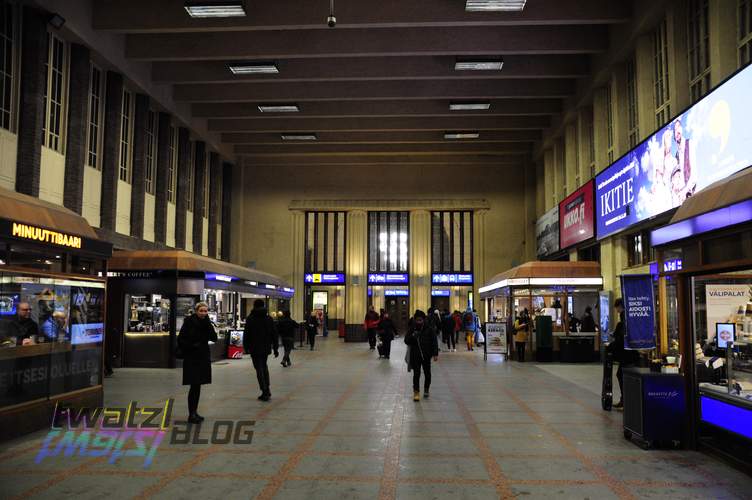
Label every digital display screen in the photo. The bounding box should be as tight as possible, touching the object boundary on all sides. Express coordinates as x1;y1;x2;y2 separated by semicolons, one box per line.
71;323;104;345
0;294;18;316
716;322;736;349
596;63;752;239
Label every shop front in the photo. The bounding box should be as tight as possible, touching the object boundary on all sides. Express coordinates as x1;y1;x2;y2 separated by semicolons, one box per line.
480;261;603;362
0;187;112;441
652;166;752;469
367;273;409;333
107;251;293;368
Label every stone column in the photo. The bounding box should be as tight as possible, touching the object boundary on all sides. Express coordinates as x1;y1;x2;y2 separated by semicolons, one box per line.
290;211;306;321
345;210;367;341
15;7;47;197
100;71;124;231
473;209;488;318
129;94;150;239
409;209;431;313
63;43;90;214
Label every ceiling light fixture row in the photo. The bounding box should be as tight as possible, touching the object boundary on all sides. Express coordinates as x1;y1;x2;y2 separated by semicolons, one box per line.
228;62;278;74
281;134;318;141
444;132;480;140
454;58;504;71
258;104;299;113
449;102;491;111
465;0;527;11
184;1;246;18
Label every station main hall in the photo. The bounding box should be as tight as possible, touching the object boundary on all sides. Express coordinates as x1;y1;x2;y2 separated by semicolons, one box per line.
0;1;750;499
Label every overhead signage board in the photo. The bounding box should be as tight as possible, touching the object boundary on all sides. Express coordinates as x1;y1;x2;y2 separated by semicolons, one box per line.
559;180;595;249
0;218;112;256
596;63;752;239
431;273;473;285
384;289;409;296
368;273;409;284
304;273;345;285
536;206;559;257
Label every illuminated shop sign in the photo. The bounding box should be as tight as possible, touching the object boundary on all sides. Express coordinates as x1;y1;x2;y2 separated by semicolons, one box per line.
384;289;409;297
431;289;451;297
431;273;473;285
10;222;81;248
663;259;683;272
282;287;294;293
596;63;752;239
368;273;409;284
559;180;594;248
205;273;234;282
304;273;346;285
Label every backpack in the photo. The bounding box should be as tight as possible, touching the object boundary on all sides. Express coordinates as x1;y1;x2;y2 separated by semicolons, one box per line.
463;312;473;325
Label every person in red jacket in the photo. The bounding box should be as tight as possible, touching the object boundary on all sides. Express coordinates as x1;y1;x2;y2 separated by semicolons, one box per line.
364;305;380;350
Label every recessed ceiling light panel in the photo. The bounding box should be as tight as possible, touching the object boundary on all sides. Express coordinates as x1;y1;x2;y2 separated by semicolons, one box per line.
454;59;504;71
184;1;246;18
449;102;491;111
281;134;318;141
258;104;299;113
444;132;480;139
466;0;527;11
228;62;279;74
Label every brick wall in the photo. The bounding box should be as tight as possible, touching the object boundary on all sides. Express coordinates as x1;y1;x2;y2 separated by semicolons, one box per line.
153;112;171;245
99;71;124;231
192;141;206;254
174;127;190;249
129;93;150;239
63;43;90;214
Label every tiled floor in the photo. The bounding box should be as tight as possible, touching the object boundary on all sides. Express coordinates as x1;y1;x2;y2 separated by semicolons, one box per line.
1;337;750;499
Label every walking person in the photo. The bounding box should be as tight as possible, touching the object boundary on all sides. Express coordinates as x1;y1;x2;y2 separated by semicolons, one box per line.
243;299;279;402
378;311;397;359
462;308;477;351
305;311;318;351
178;302;217;423
609;299;638;410
441;309;456;352
513;309;530;362
364;305;380;350
405;310;439;401
277;310;297;367
452;310;462;351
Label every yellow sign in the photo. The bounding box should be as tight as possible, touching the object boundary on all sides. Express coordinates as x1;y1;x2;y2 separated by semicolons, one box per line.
11;222;82;249
313;274;322;283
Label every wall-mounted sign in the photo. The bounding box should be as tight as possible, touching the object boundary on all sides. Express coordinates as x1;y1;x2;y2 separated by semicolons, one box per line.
384;289;409;297
1;218;112;256
596;63;752;240
206;273;234;282
368;273;409;284
536;206;559;257
559;180;594;249
663;259;683;273
304;273;346;285
431;289;451;297
431;273;473;285
621;274;656;350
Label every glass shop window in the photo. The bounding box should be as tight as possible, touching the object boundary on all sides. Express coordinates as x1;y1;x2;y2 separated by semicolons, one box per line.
126;294;171;334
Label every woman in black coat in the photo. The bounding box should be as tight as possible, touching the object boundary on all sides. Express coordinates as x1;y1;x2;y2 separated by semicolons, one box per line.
178;302;217;423
378;312;397;360
405;310;439;401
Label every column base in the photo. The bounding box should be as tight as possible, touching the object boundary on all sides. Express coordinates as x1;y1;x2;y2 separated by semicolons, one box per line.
345;324;367;342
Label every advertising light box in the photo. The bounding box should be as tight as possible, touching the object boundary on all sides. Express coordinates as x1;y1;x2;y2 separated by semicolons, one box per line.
559;180;594;249
536;206;559;257
304;273;345;285
595;63;752;239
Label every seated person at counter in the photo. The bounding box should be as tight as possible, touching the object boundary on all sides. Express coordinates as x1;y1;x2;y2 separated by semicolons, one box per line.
6;302;40;346
41;311;68;342
581;306;596;332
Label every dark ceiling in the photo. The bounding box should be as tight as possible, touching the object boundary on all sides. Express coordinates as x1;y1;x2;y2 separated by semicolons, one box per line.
93;0;631;168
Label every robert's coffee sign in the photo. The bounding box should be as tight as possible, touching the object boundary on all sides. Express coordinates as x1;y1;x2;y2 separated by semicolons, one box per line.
559;180;594;249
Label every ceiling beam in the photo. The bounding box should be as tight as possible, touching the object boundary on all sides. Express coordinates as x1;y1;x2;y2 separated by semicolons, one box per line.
233;143;531;155
152;55;590;83
125;25;608;61
208;115;550;132
95;0;630;32
240;155;525;166
221;130;541;144
193;99;562;118
174;79;574;102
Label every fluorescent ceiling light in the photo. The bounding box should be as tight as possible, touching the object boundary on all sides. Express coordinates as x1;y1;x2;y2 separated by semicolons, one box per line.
444;132;480;139
228;62;278;75
466;0;527;11
258;104;299;113
449;102;491;111
184;1;246;18
454;59;504;71
281;134;317;141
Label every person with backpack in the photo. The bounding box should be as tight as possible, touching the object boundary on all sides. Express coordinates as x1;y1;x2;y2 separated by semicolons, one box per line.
404;310;439;401
462;308;477;351
364;305;380;350
277;310;297;367
243;299;279;401
452;310;462;350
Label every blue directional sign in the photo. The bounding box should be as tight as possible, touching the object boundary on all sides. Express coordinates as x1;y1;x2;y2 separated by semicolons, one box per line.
432;273;473;285
368;273;409;284
304;273;346;285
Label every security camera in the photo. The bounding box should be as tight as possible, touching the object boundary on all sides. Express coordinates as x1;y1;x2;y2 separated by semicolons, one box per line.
327;15;336;28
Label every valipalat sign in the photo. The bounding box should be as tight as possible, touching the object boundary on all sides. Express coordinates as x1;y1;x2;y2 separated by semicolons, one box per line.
621;274;656;350
705;284;752;342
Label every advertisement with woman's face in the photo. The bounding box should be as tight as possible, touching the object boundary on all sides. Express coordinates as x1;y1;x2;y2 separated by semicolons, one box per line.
596;63;752;239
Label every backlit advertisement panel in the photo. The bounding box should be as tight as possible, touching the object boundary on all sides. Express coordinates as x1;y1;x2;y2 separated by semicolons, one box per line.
559;180;594;249
596;63;752;239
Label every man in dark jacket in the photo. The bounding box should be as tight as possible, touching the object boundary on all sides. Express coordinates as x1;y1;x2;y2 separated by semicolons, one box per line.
243;299;279;401
405;310;439;401
9;302;39;345
378;311;397;359
277;310;297;367
441;310;456;352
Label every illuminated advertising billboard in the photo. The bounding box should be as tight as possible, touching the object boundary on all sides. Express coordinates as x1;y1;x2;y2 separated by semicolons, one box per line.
559;180;594;249
596;63;752;239
536;206;559;257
